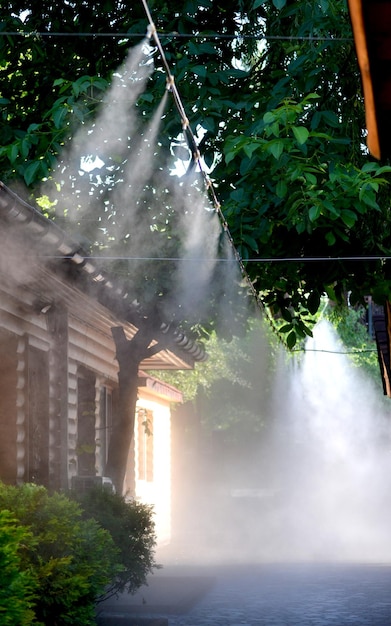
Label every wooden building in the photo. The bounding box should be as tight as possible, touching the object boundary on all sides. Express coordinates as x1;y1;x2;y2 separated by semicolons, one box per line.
0;181;205;543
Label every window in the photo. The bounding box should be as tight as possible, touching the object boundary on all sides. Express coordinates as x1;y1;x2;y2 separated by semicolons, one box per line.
137;408;153;482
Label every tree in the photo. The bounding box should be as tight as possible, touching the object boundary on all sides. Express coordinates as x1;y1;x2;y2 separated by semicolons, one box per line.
107;323;174;493
214;0;391;346
2;1;391;336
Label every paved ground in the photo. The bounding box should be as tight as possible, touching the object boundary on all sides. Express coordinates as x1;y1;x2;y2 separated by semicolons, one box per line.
97;560;391;626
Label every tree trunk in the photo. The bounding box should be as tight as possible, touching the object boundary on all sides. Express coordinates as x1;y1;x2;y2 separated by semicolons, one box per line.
105;325;164;494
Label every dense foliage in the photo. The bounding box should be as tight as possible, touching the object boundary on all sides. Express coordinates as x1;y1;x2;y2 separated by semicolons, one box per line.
152;313;278;401
216;1;391;346
0;482;157;625
0;510;36;626
0;482;121;624
72;487;158;599
325;303;382;383
1;0;391;346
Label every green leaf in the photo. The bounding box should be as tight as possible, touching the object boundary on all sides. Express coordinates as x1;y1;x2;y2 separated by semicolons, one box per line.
243;142;261;159
321;109;339;128
359;188;379;209
23;161;41;186
325;231;336;246
281;307;293;322
138;92;154;103
27;123;40;132
276;179;288;198
319;0;329;13
52;105;68;129
188;41;217;55
237;243;249;260
91;77;109;91
225;151;236;165
294;323;306;339
9;143;19;164
230;188;245;202
241;234;259;252
307;290;321;315
72;75;93;96
323;200;339;216
21;137;31;159
361;162;378;173
191;65;207;78
203;151;215;168
263;111;275;124
304;172;317;185
309;205;321;222
292;126;309;145
269;122;280;137
279;323;293;333
267;140;284;160
273;0;287;8
303;325;313;338
374;165;391;176
340;209;357;227
287;330;297;349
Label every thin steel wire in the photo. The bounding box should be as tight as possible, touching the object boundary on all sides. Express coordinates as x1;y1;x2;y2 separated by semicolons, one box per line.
0;31;353;42
38;255;391;262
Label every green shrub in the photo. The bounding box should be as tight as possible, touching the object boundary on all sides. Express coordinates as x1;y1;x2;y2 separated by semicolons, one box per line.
0;510;37;625
73;488;159;599
0;482;122;625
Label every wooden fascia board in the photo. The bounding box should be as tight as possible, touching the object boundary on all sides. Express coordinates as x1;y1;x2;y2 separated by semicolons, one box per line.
137;373;183;402
348;0;381;159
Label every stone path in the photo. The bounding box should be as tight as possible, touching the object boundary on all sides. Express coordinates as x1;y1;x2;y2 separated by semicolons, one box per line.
98;561;391;626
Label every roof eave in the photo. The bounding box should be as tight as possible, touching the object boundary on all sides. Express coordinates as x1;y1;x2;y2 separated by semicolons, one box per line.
0;182;207;368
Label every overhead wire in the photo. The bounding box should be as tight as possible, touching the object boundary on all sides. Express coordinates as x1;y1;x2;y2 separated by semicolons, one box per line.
293;347;377;354
40;255;391;262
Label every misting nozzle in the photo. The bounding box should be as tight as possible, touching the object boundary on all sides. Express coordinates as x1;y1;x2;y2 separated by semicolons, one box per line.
147;23;156;38
166;75;175;91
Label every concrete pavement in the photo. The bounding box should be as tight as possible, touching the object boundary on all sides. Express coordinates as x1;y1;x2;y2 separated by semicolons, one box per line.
97;560;391;625
97;566;216;624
